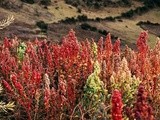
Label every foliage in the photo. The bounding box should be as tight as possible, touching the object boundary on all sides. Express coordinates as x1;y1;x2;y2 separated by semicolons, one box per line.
80;23;97;31
83;60;107;118
0;83;15;117
21;0;35;4
77;15;88;22
1;30;160;119
111;57;141;119
40;0;51;6
0;15;14;30
134;84;154;120
65;0;132;8
111;89;123;120
36;21;48;33
17;42;27;61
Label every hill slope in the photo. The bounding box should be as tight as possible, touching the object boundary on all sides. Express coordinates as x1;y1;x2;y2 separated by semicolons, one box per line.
0;0;159;48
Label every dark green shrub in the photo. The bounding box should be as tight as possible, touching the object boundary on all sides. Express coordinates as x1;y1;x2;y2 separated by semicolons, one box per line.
77;8;81;13
80;23;97;32
21;0;34;4
77;15;88;22
95;17;100;22
65;0;79;7
90;26;97;32
62;17;76;24
86;0;92;7
137;20;160;26
98;30;108;35
121;9;134;18
144;0;160;7
40;0;51;5
118;19;123;22
105;16;115;21
81;23;90;30
36;21;48;33
94;2;101;9
122;0;131;6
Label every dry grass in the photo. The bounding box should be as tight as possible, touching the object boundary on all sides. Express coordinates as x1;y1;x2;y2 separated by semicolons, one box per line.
81;0;144;19
0;0;159;48
48;1;81;23
103;20;157;48
0;0;79;24
134;8;160;24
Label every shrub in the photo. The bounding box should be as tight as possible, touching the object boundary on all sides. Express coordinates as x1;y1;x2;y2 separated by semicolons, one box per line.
40;0;51;6
122;0;131;6
80;23;97;32
121;9;134;18
21;0;34;4
95;17;100;22
36;21;48;33
65;0;79;7
62;17;76;24
77;15;88;22
94;2;101;9
105;16;115;21
98;30;108;35
77;8;81;13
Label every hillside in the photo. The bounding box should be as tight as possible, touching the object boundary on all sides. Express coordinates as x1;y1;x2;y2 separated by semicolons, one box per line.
0;0;160;48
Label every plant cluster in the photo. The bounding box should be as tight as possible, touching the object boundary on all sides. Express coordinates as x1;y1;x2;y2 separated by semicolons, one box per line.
21;0;51;5
1;30;160;119
0;83;15;119
65;0;132;8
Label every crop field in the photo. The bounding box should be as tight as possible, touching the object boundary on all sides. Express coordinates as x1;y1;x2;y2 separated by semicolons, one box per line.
0;30;160;119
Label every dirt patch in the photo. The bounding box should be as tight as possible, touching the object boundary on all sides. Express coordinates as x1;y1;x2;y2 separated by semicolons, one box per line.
0;21;44;40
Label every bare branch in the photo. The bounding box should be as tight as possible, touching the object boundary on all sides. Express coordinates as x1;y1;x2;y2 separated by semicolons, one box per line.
0;15;15;30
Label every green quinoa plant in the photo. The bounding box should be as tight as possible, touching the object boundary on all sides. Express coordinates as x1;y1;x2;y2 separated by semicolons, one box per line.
82;42;107;119
17;42;26;61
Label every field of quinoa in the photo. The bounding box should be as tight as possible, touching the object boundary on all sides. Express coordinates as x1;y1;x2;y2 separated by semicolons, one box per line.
0;29;160;120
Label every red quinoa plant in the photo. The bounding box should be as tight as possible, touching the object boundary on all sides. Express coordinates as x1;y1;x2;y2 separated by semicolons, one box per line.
134;83;154;120
111;89;123;120
1;30;160;119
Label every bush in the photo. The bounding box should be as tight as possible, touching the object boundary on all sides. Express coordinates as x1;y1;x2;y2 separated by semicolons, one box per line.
77;8;81;13
77;15;88;22
94;2;101;9
95;17;101;22
40;0;51;6
121;9;134;18
21;0;35;4
62;17;77;24
122;0;131;6
144;0;160;7
118;19;123;22
65;0;79;7
36;21;48;33
105;16;115;21
98;30;108;35
80;23;97;32
137;20;160;26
